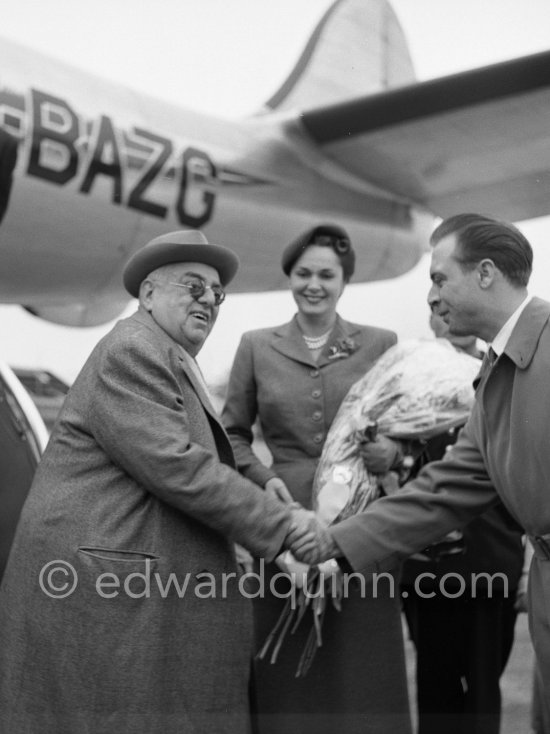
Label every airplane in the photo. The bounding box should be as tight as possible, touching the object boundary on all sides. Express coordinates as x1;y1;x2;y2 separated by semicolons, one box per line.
1;0;550;329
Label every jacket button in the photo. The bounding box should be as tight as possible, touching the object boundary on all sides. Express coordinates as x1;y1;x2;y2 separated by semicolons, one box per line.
313;433;323;444
309;369;320;378
312;389;321;398
312;411;322;421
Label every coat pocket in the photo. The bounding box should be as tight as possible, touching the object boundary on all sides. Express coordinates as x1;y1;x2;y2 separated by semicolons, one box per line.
76;546;160;600
78;546;159;562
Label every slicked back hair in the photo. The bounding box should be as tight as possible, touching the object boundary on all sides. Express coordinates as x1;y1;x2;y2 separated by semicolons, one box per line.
430;213;533;288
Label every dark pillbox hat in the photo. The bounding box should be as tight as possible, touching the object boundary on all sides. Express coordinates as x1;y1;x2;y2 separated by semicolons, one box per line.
281;224;355;280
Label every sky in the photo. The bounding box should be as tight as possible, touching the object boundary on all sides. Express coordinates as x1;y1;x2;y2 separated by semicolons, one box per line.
1;0;550;385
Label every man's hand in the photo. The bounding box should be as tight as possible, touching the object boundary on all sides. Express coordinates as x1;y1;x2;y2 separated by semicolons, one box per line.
285;510;338;565
265;477;294;504
359;435;400;474
284;507;317;549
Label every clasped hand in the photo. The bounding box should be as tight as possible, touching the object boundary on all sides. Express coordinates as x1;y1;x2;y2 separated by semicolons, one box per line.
265;477;338;565
285;508;337;565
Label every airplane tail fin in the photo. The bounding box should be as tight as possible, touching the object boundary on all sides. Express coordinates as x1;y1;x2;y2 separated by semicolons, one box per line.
262;0;415;113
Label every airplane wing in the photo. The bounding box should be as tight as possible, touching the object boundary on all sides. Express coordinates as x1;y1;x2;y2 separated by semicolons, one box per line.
296;50;550;223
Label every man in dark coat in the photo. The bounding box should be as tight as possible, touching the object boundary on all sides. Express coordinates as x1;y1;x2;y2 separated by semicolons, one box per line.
400;311;524;734
0;230;305;733
290;213;550;732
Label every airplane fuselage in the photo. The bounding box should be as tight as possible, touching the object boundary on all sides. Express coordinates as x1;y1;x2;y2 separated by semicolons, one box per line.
0;36;431;325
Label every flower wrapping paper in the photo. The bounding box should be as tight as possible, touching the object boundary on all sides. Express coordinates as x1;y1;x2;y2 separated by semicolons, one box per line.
313;338;482;525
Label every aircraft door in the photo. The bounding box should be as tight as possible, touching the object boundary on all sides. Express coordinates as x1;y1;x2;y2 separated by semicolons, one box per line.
0;363;47;580
0;129;18;225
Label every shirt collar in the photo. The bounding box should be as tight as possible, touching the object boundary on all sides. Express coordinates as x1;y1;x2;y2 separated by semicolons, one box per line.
490;295;531;357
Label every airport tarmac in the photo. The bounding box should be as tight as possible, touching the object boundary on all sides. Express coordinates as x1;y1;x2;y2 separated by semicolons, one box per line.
501;613;535;734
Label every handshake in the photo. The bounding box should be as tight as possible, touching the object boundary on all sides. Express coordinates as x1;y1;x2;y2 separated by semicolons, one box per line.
265;477;339;565
285;507;339;565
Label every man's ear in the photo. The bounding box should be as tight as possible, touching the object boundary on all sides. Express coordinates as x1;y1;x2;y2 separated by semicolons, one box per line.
140;278;155;311
477;259;496;289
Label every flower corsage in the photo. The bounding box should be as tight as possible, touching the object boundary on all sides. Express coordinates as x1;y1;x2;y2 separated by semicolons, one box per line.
327;337;356;360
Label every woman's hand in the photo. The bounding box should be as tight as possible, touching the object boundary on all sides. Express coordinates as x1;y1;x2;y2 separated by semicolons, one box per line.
265;477;294;504
359;435;400;474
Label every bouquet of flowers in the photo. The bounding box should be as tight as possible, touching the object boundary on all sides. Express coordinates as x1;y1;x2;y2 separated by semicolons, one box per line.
257;339;481;676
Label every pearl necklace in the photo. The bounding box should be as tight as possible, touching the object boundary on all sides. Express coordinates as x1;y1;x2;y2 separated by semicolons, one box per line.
302;329;332;350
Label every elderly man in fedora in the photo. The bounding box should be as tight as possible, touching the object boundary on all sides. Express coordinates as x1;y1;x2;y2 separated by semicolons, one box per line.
0;230;304;734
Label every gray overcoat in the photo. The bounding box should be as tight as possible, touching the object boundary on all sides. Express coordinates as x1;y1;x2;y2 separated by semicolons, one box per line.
0;308;290;734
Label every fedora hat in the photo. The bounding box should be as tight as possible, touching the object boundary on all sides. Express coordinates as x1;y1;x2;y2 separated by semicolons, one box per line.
123;230;240;297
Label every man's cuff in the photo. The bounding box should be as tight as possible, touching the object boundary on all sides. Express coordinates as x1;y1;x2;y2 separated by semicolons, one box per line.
327;529;343;557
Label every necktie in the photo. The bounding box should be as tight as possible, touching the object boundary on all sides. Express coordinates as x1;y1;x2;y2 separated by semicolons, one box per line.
477;346;497;385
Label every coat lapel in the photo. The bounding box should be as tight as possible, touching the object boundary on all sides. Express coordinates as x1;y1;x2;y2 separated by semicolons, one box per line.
129;308;220;423
175;347;236;468
271;315;361;367
271;317;316;366
474;297;550;392
503;297;550;370
178;351;220;421
317;317;361;367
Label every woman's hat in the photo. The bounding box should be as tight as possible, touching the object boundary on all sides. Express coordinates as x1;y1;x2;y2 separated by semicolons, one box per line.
123;230;240;297
281;224;355;280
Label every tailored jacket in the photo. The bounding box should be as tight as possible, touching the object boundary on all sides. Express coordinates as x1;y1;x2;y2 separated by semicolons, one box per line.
222;314;397;508
0;308;291;734
331;297;550;717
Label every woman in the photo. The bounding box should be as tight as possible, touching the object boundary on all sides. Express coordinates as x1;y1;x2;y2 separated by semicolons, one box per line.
222;224;412;734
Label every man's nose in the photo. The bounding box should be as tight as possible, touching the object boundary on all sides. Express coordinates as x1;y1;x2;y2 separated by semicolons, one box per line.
197;287;216;306
427;283;439;308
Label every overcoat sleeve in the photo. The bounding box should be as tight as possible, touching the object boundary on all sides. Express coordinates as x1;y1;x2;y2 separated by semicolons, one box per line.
331;417;500;575
87;331;290;561
222;332;278;488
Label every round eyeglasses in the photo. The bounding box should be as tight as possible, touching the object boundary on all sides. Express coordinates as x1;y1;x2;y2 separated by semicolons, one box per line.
165;279;226;305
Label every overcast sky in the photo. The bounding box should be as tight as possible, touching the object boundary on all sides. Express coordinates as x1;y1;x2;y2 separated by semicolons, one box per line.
2;0;550;114
1;0;550;384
